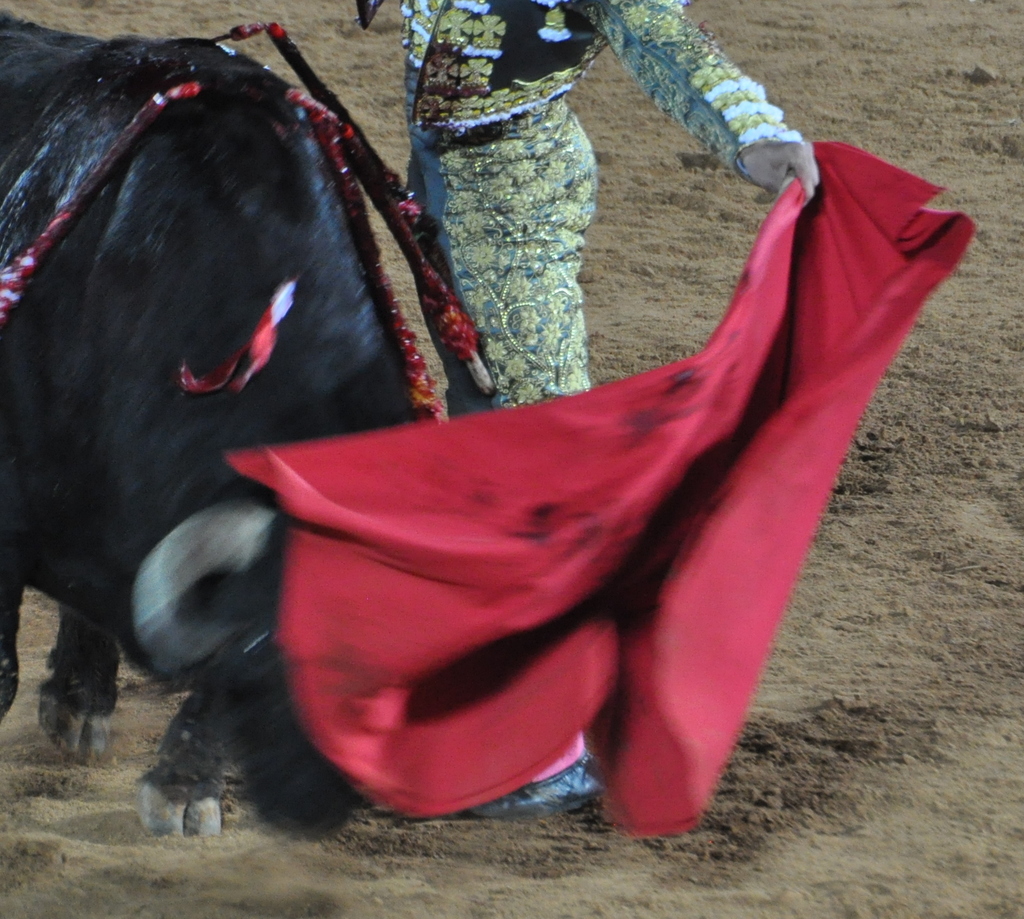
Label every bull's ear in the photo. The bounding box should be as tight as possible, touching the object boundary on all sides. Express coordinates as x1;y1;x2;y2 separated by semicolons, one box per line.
132;500;277;675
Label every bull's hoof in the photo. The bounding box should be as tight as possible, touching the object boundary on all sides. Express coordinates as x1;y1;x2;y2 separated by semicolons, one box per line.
137;781;222;836
38;689;113;761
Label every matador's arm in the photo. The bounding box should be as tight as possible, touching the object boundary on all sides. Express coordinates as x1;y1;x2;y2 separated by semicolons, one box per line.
571;0;817;197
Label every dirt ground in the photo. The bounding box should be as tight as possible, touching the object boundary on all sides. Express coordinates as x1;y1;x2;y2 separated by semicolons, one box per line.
2;0;1023;916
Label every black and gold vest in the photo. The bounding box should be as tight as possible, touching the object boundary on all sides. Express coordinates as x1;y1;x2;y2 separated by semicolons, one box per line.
400;0;606;129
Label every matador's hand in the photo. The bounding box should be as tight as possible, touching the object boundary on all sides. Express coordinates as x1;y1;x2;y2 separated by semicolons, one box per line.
738;141;820;204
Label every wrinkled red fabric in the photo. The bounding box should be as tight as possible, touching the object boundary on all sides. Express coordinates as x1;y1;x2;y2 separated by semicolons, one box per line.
230;144;973;836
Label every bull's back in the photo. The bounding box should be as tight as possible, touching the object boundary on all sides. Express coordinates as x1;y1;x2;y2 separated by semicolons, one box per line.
0;17;101;155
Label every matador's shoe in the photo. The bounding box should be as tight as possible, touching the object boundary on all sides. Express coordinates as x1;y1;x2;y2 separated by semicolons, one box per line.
467;752;604;820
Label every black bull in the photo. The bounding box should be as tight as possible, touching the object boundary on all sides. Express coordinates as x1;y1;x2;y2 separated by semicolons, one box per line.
0;17;458;834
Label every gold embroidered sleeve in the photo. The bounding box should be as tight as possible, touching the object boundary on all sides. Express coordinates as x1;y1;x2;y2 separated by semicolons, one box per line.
572;0;802;168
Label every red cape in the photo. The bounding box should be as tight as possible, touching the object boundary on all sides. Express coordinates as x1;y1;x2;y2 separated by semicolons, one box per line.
230;144;973;836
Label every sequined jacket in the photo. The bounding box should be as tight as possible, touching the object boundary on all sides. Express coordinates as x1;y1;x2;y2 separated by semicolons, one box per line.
398;0;801;166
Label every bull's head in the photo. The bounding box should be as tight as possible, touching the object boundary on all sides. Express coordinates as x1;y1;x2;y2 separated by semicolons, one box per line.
132;500;278;675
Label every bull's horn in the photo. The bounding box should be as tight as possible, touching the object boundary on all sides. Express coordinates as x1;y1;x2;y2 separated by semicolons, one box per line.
132;500;277;674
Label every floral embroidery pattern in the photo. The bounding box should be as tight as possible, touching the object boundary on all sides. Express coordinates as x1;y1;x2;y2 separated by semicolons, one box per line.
439;99;596;406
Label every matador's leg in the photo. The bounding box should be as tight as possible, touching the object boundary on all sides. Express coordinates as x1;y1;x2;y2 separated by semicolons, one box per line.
438;97;598;409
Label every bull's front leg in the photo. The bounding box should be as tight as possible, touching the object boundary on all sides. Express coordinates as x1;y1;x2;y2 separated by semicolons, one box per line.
0;573;22;722
38;605;120;759
137;686;226;837
0;438;28;723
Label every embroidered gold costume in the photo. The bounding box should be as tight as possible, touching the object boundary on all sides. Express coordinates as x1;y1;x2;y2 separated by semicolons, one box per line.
439;99;596;405
390;0;802;408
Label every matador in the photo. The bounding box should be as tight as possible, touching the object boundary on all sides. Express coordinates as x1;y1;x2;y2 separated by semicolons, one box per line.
359;0;818;412
357;0;820;818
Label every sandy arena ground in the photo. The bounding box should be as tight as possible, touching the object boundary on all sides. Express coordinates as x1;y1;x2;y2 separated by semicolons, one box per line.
1;1;1023;916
